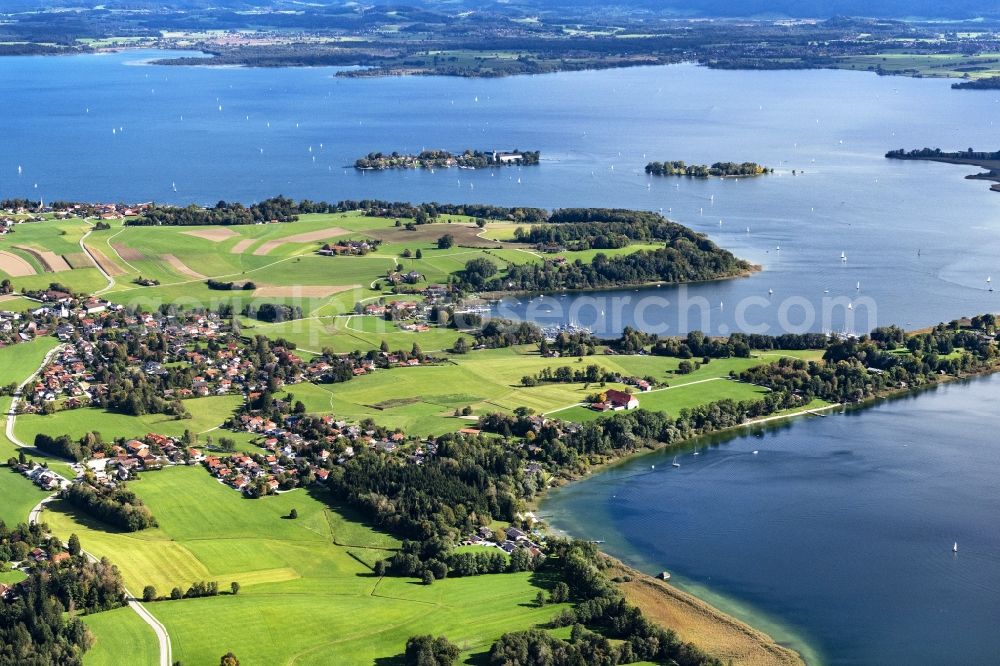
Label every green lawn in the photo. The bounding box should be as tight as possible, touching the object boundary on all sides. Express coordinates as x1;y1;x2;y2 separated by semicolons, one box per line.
832;52;1000;79
0;335;59;388
0;337;65;524
0;469;48;526
15;395;244;445
42;466;567;665
0;569;27;586
287;347;826;435
82;606;159;666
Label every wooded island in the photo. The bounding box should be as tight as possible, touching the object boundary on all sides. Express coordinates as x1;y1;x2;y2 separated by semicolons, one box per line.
355;150;540;170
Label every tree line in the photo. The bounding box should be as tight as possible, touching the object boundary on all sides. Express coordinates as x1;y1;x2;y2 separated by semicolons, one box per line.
461;241;750;292
61;481;158;532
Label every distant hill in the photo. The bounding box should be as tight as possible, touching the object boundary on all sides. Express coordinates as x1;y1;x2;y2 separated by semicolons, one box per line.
2;0;998;20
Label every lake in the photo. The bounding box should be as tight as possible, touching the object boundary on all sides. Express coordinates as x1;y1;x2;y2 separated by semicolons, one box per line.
1;51;999;334
4;50;1000;664
541;374;1000;665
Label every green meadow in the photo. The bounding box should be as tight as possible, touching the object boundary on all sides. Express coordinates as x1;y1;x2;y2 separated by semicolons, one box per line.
274;346;827;436
14;395;246;446
81;607;159;666
0;336;64;525
832;52;1000;79
2;212;659;353
43;466;567;665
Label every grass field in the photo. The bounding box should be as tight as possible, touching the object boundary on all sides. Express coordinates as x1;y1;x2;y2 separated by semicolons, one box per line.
5;212;655;353
82;606;159;666
281;346;826;436
42;466;566;665
0;218;110;293
15;395;244;446
0;336;64;524
832;52;1000;80
0;335;59;389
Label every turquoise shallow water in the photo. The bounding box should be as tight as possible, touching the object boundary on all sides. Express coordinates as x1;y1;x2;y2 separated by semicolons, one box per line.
542;375;1000;665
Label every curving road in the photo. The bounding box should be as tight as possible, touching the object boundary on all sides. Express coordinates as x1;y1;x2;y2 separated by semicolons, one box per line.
79;229;115;295
6;343;65;455
29;499;173;666
15;346;172;666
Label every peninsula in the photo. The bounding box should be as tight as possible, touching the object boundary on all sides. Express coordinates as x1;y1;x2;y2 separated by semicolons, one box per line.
645;161;772;178
7;196;999;666
886;148;1000;192
354;149;540;171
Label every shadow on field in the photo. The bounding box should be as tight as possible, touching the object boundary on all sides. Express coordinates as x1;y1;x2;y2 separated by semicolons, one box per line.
303;484;402;548
41;498;132;534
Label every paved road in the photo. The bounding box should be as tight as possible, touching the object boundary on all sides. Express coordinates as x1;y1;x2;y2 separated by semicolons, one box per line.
6;344;65;457
16;346;172;666
28;499;173;666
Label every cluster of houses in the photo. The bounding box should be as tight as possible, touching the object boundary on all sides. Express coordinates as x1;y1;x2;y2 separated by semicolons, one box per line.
386;270;424;286
211;411;447;496
13;462;71;491
79;436;206;484
18;310;258;411
317;240;375;256
361;300;420;318
463;525;545;559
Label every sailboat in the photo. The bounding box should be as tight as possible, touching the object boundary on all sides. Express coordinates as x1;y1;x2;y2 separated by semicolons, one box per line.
841;251;847;262
856;281;861;290
953;541;959;553
172;182;177;192
988;276;993;292
671;457;680;468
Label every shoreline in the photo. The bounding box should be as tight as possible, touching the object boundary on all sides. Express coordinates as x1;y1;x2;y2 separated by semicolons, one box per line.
609;559;805;666
481;265;762;302
887;154;1000;193
533;350;1000;664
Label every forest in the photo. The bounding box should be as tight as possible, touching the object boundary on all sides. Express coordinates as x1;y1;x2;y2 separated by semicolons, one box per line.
461;242;751;293
126;196;311;226
513;208;719;250
0;527;126;666
62;481;159;532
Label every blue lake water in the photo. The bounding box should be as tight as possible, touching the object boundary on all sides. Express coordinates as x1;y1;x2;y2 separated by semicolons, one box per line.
1;51;999;334
4;50;1000;663
542;375;1000;665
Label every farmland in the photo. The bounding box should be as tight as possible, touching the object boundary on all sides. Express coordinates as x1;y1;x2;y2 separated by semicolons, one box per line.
274;346;827;436
2;210;685;355
41;466;567;665
0;206;834;666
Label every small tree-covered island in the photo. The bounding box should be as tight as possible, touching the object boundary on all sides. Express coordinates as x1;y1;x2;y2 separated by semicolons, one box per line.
355;149;541;170
644;160;773;178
